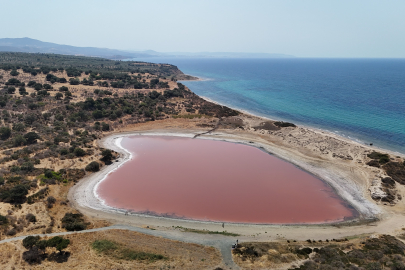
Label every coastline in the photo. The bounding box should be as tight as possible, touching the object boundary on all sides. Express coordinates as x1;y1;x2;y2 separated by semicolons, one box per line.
66;74;405;240
179;76;405;158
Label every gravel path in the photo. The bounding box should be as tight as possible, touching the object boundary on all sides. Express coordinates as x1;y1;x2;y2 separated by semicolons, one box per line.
0;224;240;270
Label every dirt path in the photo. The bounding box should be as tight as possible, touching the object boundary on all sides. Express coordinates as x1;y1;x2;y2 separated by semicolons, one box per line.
0;224;240;270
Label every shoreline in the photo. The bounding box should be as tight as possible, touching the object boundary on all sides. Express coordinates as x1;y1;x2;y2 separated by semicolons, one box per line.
66;73;405;240
180;76;405;158
69;130;380;228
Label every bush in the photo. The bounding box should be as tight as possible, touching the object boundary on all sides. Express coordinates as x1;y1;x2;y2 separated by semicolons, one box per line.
85;161;100;172
69;78;80;85
368;151;390;164
367;160;380;168
21;162;34;172
101;149;113;162
0;214;8;225
13;123;25;132
274;121;296;128
73;147;86;157
0;127;11;140
9;184;29;204
27;81;36;87
26;213;37;223
47;196;56;208
91;240;117;253
44;170;53;178
7;86;16;94
34;83;42;91
101;122;109;131
13;135;27;146
59;86;68;92
10;70;19;76
24;132;40;144
61;212;87;231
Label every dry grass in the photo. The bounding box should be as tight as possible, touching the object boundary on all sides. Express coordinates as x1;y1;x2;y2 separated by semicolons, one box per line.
0;229;222;269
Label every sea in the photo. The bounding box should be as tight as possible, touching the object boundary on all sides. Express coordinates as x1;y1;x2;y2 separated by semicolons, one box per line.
129;58;405;155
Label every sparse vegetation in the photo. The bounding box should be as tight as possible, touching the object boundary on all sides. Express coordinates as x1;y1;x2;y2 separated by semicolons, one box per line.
274;121;296;128
174;226;240;236
91;239;167;262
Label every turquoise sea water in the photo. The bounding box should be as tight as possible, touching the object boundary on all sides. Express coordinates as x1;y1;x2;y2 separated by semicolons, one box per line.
132;58;405;154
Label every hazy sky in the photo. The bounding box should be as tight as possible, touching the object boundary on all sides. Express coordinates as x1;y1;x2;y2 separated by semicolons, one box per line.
2;0;405;57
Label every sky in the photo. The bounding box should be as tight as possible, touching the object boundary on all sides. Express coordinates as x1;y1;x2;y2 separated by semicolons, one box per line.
1;0;405;58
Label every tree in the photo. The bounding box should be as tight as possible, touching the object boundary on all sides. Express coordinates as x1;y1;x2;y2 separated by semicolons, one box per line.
9;184;29;204
7;86;16;94
0;127;11;140
10;70;19;76
34;83;42;91
73;147;86;157
55;92;63;100
24;132;40;144
69;78;80;85
27;81;36;87
19;86;27;95
101;149;113;162
56;238;70;252
47;236;70;252
85;161;100;172
65;91;72;98
23;236;40;249
59;86;68;92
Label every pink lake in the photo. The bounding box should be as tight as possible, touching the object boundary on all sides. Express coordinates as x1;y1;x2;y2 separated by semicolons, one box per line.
96;136;355;224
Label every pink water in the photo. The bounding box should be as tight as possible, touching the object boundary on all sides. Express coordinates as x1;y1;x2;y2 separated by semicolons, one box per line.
96;136;355;224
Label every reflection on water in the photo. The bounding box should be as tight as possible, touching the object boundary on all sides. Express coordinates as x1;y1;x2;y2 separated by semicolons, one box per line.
97;136;355;224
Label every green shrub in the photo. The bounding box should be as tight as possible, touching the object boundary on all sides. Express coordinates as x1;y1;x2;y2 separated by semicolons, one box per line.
91;240;117;253
119;249;166;262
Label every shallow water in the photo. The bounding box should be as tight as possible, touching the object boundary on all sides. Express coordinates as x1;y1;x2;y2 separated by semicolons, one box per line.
96;136;355;224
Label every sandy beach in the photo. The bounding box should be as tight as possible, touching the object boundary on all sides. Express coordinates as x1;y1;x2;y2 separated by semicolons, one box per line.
68;114;405;241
